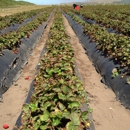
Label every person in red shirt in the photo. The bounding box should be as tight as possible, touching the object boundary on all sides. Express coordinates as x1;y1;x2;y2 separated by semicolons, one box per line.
75;5;79;10
73;4;80;11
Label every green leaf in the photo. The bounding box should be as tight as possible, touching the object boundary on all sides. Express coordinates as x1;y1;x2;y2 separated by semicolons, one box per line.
34;120;40;130
69;85;75;89
40;125;48;130
43;74;50;78
53;98;58;104
67;96;77;102
43;83;48;87
66;121;81;130
46;67;51;73
46;68;53;75
81;111;88;121
76;83;81;87
39;122;49;129
40;110;50;122
71;113;80;126
68;101;80;109
32;116;39;122
58;102;65;111
66;122;75;130
21;32;25;37
46;93;55;99
58;93;66;100
67;92;74;98
22;104;29;113
52;117;61;126
29;102;38;112
78;86;84;91
59;79;64;84
41;101;52;110
62;111;70;119
62;85;70;94
40;96;48;102
53;87;61;93
53;68;60;73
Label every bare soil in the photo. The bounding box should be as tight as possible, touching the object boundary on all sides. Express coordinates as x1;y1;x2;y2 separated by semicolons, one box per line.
0;5;47;16
0;13;54;130
63;15;130;130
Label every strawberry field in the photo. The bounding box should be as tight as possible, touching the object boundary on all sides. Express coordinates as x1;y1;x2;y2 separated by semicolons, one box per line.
0;4;130;130
62;5;130;109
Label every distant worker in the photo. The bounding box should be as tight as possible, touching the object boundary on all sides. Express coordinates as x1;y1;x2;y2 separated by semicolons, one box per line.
73;4;80;11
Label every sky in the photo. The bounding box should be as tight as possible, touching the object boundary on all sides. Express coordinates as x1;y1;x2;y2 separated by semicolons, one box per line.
20;0;86;5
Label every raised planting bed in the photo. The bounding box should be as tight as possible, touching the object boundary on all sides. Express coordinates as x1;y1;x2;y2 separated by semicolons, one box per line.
62;10;130;109
62;6;130;36
0;8;46;31
13;9;95;130
0;7;55;99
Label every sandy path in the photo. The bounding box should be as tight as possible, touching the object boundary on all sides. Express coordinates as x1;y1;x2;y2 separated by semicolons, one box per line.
63;15;130;130
0;14;54;130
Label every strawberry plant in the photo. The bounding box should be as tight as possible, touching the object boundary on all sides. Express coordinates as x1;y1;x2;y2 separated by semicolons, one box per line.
14;9;92;130
63;5;130;36
0;8;49;30
62;9;130;77
0;7;54;53
111;68;121;78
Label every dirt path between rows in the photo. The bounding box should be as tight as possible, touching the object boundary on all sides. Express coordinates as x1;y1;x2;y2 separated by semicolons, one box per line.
0;14;54;130
63;15;130;130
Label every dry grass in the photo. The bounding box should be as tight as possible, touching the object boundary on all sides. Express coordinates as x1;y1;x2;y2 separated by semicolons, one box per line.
0;5;50;16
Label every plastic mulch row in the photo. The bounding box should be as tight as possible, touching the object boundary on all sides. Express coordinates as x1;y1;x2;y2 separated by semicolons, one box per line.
0;10;54;99
0;12;42;36
75;13;120;34
13;41;46;129
63;12;130;109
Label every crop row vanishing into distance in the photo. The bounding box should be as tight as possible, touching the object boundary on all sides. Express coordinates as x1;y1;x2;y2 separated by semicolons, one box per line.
62;6;130;78
61;5;130;109
14;9;92;130
0;8;46;30
64;5;130;36
0;7;54;54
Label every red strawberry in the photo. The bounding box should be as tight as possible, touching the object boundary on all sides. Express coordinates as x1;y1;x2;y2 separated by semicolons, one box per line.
34;81;37;85
13;49;18;54
3;124;9;129
27;34;30;38
25;76;29;80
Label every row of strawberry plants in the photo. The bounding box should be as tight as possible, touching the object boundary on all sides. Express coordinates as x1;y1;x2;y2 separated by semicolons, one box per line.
62;10;130;75
92;5;130;16
0;7;54;53
93;9;130;23
80;5;130;22
64;6;130;36
14;9;92;130
64;5;130;22
78;5;130;18
0;8;47;30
